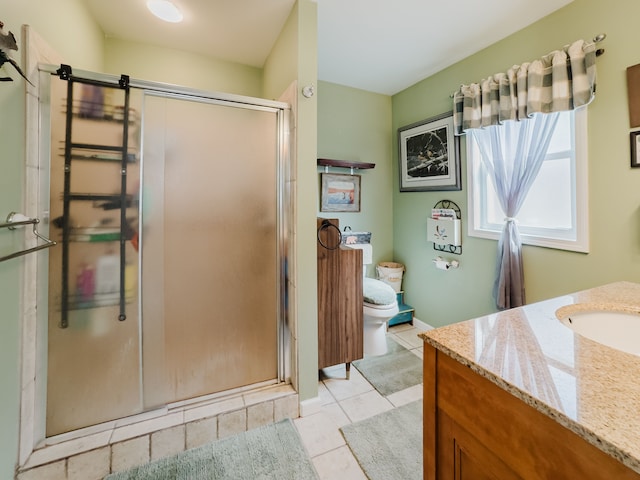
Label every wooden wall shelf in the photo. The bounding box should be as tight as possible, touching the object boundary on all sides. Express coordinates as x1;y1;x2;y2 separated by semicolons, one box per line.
317;158;375;170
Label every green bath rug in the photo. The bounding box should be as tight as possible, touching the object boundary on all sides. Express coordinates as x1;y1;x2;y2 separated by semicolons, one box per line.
105;418;319;480
341;400;423;480
352;336;423;396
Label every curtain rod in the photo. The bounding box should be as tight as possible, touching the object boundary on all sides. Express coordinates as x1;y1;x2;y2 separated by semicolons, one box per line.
593;33;606;57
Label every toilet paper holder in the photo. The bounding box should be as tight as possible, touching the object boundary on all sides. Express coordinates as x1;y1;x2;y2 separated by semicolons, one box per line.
433;256;459;270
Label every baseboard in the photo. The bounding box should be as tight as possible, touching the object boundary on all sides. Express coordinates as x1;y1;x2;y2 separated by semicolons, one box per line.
413;317;434;331
299;396;324;417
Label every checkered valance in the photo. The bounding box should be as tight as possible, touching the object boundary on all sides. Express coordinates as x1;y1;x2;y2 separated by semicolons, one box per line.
453;39;597;135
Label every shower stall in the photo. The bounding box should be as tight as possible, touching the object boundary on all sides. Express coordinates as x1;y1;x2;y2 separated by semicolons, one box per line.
40;67;290;436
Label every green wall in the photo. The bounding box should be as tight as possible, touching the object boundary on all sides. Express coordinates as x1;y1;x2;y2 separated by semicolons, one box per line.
294;0;319;402
263;0;319;401
104;38;263;97
392;0;640;327
0;3;104;477
317;81;394;272
262;2;298;101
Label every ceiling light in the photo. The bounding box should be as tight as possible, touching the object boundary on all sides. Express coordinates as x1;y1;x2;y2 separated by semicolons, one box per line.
147;0;183;23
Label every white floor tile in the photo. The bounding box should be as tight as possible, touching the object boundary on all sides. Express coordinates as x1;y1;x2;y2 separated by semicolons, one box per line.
294;410;346;458
392;328;423;349
317;381;336;406
185;417;217;450
387;384;423;408
17;461;66;480
339;390;393;423
390;335;415;351
111;436;150;474
388;323;415;333
151;425;186;461
312;446;368;480
67;447;110;480
319;402;351;428
274;394;299;421
218;409;247;439
322;367;373;402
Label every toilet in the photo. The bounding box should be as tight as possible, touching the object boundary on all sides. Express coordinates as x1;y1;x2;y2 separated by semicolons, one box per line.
345;241;400;355
363;277;399;356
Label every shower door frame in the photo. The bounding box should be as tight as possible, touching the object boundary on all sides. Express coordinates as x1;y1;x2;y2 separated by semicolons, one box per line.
19;60;292;466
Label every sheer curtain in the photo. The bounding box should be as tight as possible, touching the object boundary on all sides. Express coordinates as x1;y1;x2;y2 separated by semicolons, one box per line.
470;113;559;308
453;39;597;309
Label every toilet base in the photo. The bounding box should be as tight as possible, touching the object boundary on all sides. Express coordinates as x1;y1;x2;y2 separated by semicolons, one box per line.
363;321;388;356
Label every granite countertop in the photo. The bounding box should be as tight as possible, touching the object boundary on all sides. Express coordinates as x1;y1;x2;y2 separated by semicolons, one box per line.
419;281;640;474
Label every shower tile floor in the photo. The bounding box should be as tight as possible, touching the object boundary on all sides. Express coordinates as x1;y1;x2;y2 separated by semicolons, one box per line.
295;323;425;479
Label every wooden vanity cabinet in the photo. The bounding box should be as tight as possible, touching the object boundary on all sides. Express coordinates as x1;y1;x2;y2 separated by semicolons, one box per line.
423;344;640;480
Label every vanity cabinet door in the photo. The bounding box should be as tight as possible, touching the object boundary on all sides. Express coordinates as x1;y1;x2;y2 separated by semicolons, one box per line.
438;410;520;480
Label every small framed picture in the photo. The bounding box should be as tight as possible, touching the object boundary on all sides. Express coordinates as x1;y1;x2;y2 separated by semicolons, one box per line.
320;173;361;212
631;131;640;168
398;111;461;191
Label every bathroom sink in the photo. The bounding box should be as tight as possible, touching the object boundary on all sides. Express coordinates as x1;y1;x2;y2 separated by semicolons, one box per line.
557;308;640;356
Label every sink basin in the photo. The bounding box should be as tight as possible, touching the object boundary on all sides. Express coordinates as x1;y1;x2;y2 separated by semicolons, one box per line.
557;308;640;356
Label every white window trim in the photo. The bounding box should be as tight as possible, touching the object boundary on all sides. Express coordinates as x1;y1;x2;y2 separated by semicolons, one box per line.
466;109;589;253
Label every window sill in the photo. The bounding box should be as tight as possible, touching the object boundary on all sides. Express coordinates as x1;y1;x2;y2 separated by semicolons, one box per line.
469;229;589;254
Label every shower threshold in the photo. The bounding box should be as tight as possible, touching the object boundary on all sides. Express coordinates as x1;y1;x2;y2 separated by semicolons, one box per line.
24;380;297;471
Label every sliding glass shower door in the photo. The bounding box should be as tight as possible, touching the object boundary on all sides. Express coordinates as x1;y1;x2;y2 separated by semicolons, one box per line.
45;72;286;436
141;92;281;408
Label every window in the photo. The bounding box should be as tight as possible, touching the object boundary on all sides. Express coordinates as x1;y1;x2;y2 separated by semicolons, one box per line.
467;109;588;252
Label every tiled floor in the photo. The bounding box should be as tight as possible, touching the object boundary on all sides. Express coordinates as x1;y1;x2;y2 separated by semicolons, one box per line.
16;324;422;480
294;323;424;479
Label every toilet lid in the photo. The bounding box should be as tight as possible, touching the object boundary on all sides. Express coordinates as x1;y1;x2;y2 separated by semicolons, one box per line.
363;278;396;305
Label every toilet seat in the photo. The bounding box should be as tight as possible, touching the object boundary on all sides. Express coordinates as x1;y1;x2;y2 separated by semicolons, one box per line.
364;301;397;311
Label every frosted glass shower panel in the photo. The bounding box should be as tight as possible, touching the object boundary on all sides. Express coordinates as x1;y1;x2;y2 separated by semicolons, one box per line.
46;79;143;436
142;93;280;405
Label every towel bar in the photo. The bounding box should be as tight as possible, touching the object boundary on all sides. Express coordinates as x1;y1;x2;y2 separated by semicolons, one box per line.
0;212;57;263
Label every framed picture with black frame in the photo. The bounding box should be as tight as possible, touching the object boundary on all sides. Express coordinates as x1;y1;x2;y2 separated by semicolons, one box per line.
631;131;640;168
398;111;461;192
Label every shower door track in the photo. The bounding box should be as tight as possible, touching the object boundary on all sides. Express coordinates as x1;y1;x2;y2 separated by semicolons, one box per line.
40;64;289;111
42;377;283;450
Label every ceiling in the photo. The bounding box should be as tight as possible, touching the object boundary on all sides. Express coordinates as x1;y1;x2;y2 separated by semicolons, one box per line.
83;0;574;96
